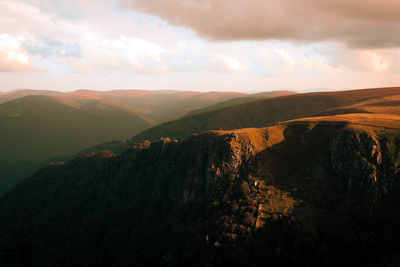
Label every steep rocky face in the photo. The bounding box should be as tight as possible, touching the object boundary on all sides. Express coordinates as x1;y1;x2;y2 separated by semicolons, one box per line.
1;123;400;266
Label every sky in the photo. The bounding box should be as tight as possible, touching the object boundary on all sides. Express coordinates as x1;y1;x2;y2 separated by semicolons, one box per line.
1;0;400;93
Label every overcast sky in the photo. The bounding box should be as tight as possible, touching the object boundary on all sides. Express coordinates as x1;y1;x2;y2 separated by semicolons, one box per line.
1;0;400;92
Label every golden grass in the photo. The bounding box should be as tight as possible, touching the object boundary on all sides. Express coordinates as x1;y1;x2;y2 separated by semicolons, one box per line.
210;125;287;152
284;113;400;130
265;126;286;148
331;92;400;115
209;113;400;156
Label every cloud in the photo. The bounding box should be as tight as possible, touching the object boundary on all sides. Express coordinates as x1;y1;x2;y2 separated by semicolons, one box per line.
58;57;93;73
208;54;245;73
22;0;84;20
23;38;83;58
0;0;94;44
123;0;400;48
316;43;400;73
0;34;44;72
59;35;169;74
248;45;343;77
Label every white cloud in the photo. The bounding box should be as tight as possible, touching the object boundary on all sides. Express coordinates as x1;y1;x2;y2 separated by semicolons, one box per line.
0;0;93;44
217;55;244;72
274;48;296;67
59;35;169;74
320;43;400;73
359;50;391;72
207;54;245;73
0;34;44;72
0;0;51;24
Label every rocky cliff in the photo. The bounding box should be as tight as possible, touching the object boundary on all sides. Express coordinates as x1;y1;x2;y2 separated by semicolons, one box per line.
1;121;400;266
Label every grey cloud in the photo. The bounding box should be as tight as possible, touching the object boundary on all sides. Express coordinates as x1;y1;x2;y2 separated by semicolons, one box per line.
122;0;400;48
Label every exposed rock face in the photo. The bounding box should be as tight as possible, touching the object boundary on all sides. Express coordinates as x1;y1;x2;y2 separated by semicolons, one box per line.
1;123;400;266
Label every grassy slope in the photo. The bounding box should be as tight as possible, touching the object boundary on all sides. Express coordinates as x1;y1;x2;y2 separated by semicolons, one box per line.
284;113;400;129
132;87;400;142
184;91;296;117
0;95;150;161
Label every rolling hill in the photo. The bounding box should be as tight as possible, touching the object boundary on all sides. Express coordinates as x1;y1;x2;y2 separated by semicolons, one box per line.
132;87;400;142
1;114;400;266
0;95;151;161
1;89;255;124
0;89;63;104
53;89;249;124
184;91;295;117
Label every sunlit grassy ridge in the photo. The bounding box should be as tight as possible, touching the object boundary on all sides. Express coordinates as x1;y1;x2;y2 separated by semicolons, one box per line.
210;125;286;152
284;113;400;130
132;87;400;142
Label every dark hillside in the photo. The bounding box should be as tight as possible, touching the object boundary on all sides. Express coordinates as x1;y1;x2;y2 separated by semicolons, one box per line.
0;95;150;161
